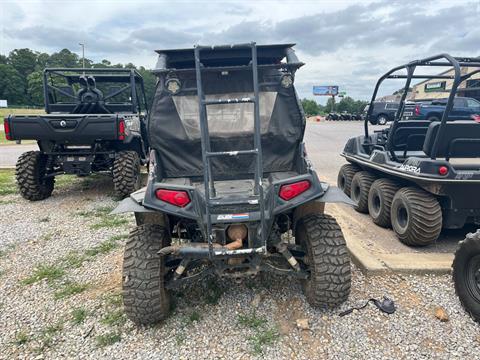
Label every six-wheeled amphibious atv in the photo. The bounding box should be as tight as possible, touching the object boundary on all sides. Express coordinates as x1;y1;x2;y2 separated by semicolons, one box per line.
4;68;149;200
338;54;480;246
453;229;480;323
114;43;353;324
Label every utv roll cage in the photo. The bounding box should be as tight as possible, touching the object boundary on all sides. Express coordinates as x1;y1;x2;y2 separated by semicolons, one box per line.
43;68;148;114
148;42;307;259
364;54;480;162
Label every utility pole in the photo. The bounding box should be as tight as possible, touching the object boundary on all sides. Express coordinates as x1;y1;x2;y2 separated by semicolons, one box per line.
79;42;85;69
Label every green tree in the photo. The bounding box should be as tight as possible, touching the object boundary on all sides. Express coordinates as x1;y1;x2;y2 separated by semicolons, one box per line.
0;64;26;104
27;71;44;106
8;48;37;78
35;52;50;71
301;98;320;116
138;66;156;109
0;55;7;65
48;49;79;67
326;97;336;112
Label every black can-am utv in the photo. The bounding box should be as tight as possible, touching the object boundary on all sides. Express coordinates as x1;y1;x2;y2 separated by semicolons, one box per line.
114;43;352;325
453;229;480;323
4;68;149;200
338;54;480;246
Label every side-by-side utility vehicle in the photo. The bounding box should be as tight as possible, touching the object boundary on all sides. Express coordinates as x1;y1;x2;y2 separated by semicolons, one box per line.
114;43;353;324
338;54;480;246
4;68;149;200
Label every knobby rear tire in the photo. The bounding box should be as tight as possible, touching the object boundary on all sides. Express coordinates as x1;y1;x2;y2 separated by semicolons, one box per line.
296;214;351;309
15;151;54;201
123;224;171;325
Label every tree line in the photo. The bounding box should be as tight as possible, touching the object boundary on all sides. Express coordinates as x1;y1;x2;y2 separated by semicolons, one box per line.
302;97;368;116
0;48;156;107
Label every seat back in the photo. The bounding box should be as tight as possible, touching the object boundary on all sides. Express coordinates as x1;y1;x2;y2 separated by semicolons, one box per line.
390;120;431;152
423;121;480;159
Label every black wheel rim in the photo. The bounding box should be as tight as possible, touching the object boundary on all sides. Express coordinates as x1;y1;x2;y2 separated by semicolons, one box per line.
339;175;346;190
371;191;381;216
352;183;361;203
465;254;480;302
396;204;409;230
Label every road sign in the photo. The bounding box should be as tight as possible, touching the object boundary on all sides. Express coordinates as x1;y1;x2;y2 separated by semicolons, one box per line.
313;86;338;96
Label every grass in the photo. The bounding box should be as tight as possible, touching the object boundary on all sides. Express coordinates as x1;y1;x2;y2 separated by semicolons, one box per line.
78;206;128;230
101;309;126;327
96;332;121;347
186;311;201;325
204;278;224;305
0;169;16;196
237;311;278;354
54;281;88;299
248;327;278;355
13;331;30;345
60;251;88;269
21;264;65;285
104;291;123;307
84;234;127;257
37;320;64;350
71;308;88;325
237;312;267;329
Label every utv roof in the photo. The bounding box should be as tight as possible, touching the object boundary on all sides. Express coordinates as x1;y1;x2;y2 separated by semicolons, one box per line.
153;43;303;73
45;68;143;82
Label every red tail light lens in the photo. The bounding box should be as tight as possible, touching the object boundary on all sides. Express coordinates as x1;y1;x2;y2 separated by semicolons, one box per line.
155;189;191;207
3;118;12;140
438;166;449;176
414;105;420;116
118;118;126;140
279;180;311;201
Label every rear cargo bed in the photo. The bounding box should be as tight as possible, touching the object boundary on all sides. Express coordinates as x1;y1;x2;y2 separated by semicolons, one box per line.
8;114;120;144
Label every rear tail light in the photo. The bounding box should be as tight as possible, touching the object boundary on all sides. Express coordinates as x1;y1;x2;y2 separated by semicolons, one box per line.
155;189;191;207
438;166;449;176
3;118;12;140
279;180;311;201
118;118;126;140
471;114;480;123
414;105;421;116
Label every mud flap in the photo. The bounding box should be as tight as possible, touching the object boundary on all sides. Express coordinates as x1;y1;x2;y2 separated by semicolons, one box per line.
320;184;355;206
111;188;154;215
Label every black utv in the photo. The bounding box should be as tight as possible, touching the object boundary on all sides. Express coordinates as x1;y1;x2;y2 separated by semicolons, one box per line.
338;54;480;246
453;229;480;323
4;68;149;200
114;43;352;325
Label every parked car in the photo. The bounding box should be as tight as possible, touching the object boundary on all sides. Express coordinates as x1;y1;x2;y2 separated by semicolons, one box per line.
365;101;400;125
402;96;480;121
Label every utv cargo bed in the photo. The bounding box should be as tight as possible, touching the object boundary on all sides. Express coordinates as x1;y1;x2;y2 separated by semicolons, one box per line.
8;114;122;144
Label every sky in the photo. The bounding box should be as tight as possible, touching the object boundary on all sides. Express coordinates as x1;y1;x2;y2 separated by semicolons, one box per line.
1;0;479;103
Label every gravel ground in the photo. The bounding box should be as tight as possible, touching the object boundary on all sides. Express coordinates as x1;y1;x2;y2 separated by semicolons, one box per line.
0;171;479;359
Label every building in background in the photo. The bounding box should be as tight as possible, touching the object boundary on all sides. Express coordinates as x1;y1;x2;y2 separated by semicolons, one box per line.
411;67;480;101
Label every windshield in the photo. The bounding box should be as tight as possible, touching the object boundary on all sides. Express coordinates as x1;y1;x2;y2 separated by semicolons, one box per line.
172;92;277;139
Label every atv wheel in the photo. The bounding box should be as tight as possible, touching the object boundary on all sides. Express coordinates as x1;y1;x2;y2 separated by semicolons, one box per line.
113;151;141;198
377;115;388;125
15;151;54;201
368;178;400;228
337;163;360;196
390;187;442;246
296;214;351;308
453;230;480;323
350;171;376;213
123;224;171;325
